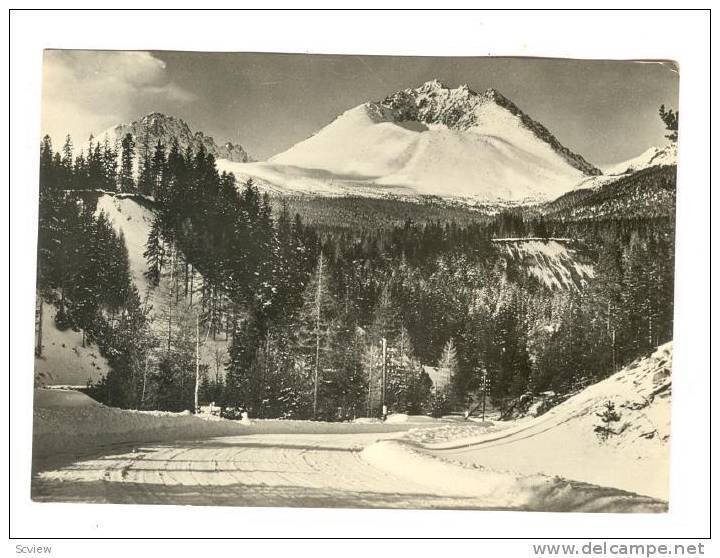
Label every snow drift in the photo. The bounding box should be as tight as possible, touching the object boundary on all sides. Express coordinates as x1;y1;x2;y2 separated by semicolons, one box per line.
361;440;665;512
32;388;246;464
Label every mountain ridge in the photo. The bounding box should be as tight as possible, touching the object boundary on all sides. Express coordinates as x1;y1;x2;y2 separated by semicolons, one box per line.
377;80;601;176
101;112;251;163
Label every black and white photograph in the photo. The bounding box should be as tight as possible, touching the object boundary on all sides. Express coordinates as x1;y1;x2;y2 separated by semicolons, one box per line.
7;8;712;550
30;49;678;512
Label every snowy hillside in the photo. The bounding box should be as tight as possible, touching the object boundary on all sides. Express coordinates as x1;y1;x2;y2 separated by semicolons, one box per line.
36;193;232;387
218;80;601;204
603;143;677;175
95;193;232;378
101;112;250;163
95;194;157;294
407;343;672;500
542;165;677;221
493;238;595;290
34;303;110;388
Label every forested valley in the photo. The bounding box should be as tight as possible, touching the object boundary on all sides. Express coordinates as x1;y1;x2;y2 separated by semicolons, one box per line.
35;132;676;420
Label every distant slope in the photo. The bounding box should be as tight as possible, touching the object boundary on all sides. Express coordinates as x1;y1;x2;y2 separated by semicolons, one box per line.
541;165;676;220
493;238;595;290
602;143;677;176
221;80;601;204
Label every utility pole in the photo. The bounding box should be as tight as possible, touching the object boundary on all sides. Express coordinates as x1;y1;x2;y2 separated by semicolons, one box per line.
313;254;323;420
194;312;200;413
367;344;374;417
481;368;488;423
35;298;43;357
381;337;387;420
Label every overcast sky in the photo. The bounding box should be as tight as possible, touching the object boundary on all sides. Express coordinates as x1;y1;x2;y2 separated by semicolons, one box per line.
42;50;678;165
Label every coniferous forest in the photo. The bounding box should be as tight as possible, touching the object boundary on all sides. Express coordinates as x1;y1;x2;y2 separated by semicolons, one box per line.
36;131;676;421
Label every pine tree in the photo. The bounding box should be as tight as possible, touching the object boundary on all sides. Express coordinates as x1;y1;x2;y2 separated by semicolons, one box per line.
39;135;57;190
293;252;338;418
151;141;168;200
144;217;165;288
102;137;118;192
137;124;154;195
659;104;679;142
119;133;136;192
437;338;458;394
61;134;74;189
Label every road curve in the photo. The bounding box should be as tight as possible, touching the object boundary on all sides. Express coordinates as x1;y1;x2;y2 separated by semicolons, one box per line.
32;430;667;512
32;432;504;509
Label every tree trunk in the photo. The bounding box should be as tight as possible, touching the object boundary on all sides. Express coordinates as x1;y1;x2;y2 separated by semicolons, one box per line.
194;313;200;413
313;255;323;419
35;297;43;357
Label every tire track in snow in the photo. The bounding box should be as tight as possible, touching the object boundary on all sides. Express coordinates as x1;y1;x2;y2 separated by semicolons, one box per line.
32;433;492;508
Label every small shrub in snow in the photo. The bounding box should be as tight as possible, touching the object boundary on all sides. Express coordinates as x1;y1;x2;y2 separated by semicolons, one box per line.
594;400;621;442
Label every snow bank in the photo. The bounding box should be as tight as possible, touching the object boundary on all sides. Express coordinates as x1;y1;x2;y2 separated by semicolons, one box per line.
34;304;110;387
416;344;672;500
32;389;417;466
361;440;665;512
33;389;248;462
34;388;101;409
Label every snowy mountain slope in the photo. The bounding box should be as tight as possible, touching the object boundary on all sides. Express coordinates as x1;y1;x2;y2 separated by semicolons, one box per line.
34;303;111;388
95;194;157;295
101;112;250;163
602;143;677;176
220;80;601;203
35;194;158;388
395;343;672;501
493;238;595;290
542;165;676;221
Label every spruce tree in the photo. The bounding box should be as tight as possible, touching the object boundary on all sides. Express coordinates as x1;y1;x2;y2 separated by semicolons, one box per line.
119;133;136;193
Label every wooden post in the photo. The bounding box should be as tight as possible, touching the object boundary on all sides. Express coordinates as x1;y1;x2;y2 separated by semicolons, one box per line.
481;368;487;423
313;254;323;419
367;344;374;417
35;298;43;357
194;312;200;413
381;337;387;418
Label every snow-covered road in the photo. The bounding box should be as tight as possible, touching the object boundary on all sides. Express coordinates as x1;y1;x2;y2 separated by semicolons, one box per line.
32;429;666;511
32;432;503;509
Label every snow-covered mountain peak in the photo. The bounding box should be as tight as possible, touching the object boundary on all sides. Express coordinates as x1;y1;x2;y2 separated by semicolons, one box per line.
375;82;600;177
102;113;251;163
221;81;607;203
602;143;677;175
